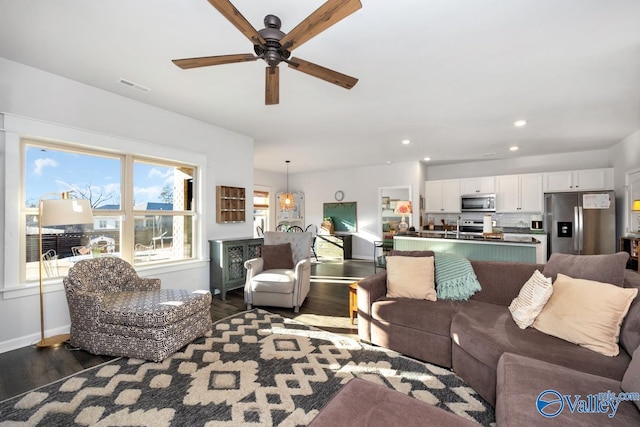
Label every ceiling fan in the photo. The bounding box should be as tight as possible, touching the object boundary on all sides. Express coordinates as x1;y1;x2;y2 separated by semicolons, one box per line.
172;0;362;105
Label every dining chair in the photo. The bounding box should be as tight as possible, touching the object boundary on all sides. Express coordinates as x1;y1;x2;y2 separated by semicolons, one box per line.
41;249;59;277
305;224;319;261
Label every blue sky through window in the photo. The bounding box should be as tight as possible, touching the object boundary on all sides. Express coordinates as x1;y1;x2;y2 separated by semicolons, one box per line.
24;145;175;209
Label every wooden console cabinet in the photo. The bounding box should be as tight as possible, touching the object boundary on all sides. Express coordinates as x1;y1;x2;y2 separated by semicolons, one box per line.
209;237;262;299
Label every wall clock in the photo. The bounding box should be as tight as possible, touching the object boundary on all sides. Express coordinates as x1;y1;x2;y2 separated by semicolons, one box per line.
334;190;345;201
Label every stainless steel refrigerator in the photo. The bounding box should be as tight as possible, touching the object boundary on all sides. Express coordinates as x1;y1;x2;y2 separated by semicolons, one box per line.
544;191;616;257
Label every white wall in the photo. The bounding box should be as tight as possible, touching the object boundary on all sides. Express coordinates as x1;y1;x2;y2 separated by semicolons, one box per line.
426;149;612;180
254;169;285;232
289;161;423;259
0;57;254;352
608;130;640;239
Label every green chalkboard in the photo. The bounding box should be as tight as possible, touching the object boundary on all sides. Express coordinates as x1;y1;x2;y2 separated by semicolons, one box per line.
323;202;357;232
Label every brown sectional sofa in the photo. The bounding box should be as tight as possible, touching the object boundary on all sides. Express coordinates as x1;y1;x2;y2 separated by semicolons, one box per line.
357;251;640;425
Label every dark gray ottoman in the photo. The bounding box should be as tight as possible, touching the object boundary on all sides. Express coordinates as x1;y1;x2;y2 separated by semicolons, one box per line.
309;378;478;427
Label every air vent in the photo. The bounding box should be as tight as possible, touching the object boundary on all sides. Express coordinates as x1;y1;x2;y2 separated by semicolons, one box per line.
119;78;150;93
480;152;497;157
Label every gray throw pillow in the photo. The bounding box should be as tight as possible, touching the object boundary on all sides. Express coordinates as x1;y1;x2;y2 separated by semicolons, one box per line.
542;252;629;287
262;243;294;270
621;345;640;411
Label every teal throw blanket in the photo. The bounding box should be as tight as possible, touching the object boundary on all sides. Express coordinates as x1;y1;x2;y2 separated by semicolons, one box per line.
434;252;482;300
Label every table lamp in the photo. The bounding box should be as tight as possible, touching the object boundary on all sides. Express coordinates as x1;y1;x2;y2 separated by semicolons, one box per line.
394;200;413;232
633;199;640;233
37;192;94;348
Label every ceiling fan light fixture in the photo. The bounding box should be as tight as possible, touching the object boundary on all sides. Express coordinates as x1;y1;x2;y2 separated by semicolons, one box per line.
172;0;362;105
280;160;296;211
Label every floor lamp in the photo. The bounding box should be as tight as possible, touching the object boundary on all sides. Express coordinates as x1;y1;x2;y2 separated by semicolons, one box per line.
37;192;93;349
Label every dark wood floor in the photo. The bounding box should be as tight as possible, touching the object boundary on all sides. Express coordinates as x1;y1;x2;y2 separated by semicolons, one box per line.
0;258;376;402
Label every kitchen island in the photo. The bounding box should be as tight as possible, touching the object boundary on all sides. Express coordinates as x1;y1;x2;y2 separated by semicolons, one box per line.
393;233;544;264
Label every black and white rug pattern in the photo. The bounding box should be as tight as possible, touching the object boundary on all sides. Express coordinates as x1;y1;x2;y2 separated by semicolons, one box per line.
0;309;494;426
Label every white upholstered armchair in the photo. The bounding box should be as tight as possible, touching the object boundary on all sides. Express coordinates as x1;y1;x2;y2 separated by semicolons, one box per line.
244;231;312;312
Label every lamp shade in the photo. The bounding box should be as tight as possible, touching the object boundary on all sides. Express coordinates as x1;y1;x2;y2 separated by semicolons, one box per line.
633;199;640;212
41;199;94;226
394;200;413;215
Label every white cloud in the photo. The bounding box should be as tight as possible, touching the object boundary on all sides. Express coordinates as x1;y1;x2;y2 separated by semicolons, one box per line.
33;158;58;176
134;185;163;204
148;168;172;179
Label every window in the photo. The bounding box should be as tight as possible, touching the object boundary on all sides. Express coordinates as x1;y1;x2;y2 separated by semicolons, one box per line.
22;139;197;281
253;190;269;237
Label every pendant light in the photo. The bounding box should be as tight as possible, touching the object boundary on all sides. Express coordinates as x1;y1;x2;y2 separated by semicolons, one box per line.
280;160;295;211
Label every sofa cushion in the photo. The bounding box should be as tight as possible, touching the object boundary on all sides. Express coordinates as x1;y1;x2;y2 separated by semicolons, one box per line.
470;261;543;306
620;270;640;355
262;243;294;270
372;298;459;338
250;269;296;293
496;353;640;426
508;269;553;329
542;252;629;287
533;274;638;356
99;289;212;328
621;346;640;411
386;255;436;300
451;300;631;382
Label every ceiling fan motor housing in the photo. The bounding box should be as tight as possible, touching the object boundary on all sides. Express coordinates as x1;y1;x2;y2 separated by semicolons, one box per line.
254;15;290;66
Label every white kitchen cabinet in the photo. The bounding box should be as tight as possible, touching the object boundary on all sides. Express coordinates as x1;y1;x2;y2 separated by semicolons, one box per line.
544;168;613;192
460;177;495;195
496;173;543;213
425;180;461;213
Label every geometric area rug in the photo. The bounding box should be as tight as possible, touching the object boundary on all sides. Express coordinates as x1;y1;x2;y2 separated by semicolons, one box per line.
0;309;494;426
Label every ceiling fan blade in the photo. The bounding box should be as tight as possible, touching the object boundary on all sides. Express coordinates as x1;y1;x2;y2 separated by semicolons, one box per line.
288;57;358;89
265;66;280;105
279;0;362;52
206;0;266;45
172;54;257;69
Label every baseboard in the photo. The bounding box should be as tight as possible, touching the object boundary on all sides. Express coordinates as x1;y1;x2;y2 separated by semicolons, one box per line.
0;325;70;354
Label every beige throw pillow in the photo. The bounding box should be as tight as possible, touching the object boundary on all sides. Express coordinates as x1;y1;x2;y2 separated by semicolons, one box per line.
509;270;553;329
533;273;639;356
386;256;436;301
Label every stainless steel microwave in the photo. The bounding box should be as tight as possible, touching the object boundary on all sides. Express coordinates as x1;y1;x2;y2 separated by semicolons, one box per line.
461;193;496;212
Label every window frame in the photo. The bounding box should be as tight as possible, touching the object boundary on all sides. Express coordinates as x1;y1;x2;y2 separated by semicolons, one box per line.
17;137;200;284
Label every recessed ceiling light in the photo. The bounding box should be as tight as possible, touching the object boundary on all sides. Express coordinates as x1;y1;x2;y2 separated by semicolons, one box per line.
401;139;411;145
510;146;519;151
423;157;431;161
386;160;392;165
514;120;527;127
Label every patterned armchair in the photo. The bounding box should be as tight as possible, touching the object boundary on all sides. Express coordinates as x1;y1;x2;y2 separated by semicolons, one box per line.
244;231;312;312
63;257;212;362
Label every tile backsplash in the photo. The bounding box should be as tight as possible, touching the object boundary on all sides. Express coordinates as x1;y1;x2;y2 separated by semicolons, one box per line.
424;212;537;229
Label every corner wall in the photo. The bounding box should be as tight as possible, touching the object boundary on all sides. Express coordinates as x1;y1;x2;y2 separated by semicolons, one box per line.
608;130;640;238
0;57;254;352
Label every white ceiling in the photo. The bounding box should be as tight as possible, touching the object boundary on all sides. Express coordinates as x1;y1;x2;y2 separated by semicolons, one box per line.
1;0;640;174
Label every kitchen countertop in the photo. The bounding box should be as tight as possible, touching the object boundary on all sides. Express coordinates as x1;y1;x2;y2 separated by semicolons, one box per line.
415;231;541;244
